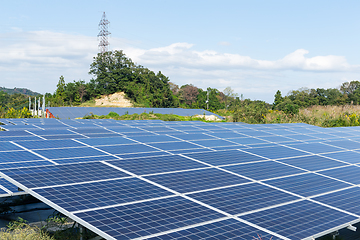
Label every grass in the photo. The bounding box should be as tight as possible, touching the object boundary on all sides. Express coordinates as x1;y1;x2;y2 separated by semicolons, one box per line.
83;111;225;122
0;216;98;240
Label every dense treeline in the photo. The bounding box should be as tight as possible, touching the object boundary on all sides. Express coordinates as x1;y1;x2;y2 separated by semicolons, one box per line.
0;91;31;110
46;51;177;108
272;81;360;114
46;51;237;111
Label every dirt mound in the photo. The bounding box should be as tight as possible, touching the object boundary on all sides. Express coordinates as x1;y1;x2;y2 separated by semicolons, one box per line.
95;92;133;107
193;114;222;121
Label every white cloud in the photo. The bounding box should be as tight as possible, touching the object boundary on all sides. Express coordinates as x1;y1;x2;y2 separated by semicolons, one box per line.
1;30;360;102
218;41;231;46
126;44;357;72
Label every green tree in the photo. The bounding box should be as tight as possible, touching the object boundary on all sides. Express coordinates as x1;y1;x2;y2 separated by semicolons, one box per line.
273;90;283;109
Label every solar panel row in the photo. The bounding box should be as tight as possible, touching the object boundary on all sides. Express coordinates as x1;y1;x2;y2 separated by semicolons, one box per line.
0;119;360;239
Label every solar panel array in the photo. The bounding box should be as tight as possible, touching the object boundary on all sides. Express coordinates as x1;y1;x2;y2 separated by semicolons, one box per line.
46;107;224;119
0;118;360;239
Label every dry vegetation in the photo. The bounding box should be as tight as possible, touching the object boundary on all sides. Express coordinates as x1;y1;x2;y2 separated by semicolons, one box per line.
264;105;360;127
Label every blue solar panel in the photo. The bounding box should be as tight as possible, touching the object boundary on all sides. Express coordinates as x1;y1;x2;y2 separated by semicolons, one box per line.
313;187;360;215
146;168;250;193
15;139;84;150
0;142;23;151
1;162;129;188
244;145;307;159
184;150;267;166
264;173;351;197
285;134;320;141
0;151;44;163
223;161;305;180
148;142;204;151
325;140;360;150
223;137;269;145
207;132;246;139
257;135;297;143
288;142;346;154
72;128;112;134
167;133;217;141
149;218;279;240
53;155;118;164
117;151;171;159
97;144;159;155
127;135;178;143
44;134;85;140
74;196;225;239
321;151;360;164
34;178;173;212
279;155;347;171
0;160;54;170
189;183;299;215
189;139;241;148
107;155;207;175
28;129;73;136
0;136;42;141
77;137;136;146
241;200;357;240
84;133;123;138
168;148;212;155
34;147;107;159
0;178;20;193
320;166;360;185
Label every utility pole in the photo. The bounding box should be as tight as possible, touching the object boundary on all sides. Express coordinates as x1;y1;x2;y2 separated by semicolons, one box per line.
98;12;111;53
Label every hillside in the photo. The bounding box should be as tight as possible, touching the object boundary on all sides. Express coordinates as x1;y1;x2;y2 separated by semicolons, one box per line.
0;87;40;96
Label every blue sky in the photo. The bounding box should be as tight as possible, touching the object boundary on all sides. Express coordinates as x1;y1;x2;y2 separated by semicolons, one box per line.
2;0;360;103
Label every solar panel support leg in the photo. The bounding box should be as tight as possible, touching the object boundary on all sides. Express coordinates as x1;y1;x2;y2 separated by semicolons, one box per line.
347;225;357;232
79;223;84;240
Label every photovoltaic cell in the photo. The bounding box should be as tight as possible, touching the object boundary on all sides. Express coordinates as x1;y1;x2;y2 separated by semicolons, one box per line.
184;149;266;166
146;168;250;193
279;155;347;171
74;196;225;240
0;151;43;163
34;178;173;212
223;137;269;145
313;187;360;215
1;162;129;188
241;200;357;240
257;135;297;143
0;160;54;170
77;137;136;146
52;155;118;164
188;183;299;215
15;139;84;150
148;141;204;151
222;161;305;180
0;142;23;151
106;155;207;175
321;151;360;164
97;144;159;155
34;147;107;159
264;173;351;197
0;178;20;193
325;140;360;150
148;218;279;240
168;133;217;141
127;135;178;143
189;139;240;148
320;166;360;185
43;135;85;140
244;145;307;159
